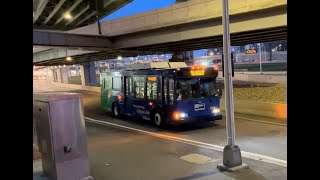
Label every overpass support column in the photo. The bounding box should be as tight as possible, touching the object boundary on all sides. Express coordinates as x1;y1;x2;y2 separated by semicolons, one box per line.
46;67;54;82
80;62;97;86
57;68;62;83
60;67;69;84
75;66;80;76
79;65;85;86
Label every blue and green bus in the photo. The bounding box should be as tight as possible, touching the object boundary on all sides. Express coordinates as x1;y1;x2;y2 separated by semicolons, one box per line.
100;62;222;127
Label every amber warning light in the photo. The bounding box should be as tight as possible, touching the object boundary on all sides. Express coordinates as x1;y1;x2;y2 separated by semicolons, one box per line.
213;65;219;71
190;65;205;76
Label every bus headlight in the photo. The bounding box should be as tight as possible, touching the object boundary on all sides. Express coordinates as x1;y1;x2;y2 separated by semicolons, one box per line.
180;112;188;118
210;106;220;115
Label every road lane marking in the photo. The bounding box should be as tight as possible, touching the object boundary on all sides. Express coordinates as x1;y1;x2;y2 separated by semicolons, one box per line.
236;117;286;126
84;117;287;167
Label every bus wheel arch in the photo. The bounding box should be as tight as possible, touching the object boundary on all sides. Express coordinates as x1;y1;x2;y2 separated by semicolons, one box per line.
112;102;120;117
152;108;165;127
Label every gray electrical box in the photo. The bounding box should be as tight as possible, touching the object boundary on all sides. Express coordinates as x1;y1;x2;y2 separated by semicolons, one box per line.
33;92;93;180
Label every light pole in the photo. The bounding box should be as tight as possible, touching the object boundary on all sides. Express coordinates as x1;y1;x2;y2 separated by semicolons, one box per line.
272;44;282;52
258;43;262;74
217;0;247;171
264;45;267;62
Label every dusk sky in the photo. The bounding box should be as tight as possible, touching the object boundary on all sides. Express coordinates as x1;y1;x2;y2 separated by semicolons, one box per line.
101;0;176;22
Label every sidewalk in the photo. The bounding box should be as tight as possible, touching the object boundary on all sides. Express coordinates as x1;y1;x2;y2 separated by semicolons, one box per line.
33;122;287;180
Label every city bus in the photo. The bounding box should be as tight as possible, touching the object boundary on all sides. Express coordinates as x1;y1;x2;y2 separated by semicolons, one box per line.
100;62;222;127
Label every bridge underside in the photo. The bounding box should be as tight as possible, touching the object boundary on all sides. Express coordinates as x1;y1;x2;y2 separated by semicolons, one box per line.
33;4;287;66
123;26;287;52
34;25;286;66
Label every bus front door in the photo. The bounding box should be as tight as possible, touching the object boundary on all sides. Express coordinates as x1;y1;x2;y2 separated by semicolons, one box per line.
124;76;132;115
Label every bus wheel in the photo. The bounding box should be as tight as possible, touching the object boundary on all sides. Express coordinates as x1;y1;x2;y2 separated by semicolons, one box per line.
154;112;165;127
112;103;120;118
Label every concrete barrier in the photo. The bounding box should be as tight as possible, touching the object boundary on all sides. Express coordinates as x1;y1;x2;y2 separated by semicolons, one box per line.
50;81;100;93
51;81;286;120
217;71;287;84
220;99;287;120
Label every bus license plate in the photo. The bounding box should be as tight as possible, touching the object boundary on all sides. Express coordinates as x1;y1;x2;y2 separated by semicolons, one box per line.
194;103;205;111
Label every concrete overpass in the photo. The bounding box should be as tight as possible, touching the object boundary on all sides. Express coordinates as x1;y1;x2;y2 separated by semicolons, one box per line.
33;0;133;31
34;0;287;65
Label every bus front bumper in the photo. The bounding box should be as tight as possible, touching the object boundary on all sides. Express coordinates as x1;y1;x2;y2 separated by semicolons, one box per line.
167;114;223;125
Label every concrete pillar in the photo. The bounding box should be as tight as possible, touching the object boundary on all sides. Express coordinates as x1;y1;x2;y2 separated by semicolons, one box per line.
57;68;62;83
81;62;97;86
47;67;54;82
76;66;80;76
67;67;71;78
60;67;69;84
79;65;85;86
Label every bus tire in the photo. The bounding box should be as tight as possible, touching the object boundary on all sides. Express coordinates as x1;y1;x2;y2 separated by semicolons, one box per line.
112;103;120;118
153;112;165;128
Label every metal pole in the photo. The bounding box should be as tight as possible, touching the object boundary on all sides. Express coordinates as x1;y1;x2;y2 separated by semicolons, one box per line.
95;0;101;35
264;46;266;61
217;0;245;170
222;0;235;146
259;44;262;73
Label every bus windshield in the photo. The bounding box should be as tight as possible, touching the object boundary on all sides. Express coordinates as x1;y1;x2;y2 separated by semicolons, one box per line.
176;78;220;100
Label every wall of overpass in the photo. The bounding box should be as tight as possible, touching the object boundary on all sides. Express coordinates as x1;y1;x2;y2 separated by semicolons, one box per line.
68;0;286;49
69;0;286;36
34;0;286;64
33;48;96;64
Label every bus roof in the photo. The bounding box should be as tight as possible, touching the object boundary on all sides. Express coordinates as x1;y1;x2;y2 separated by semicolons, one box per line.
127;62;187;70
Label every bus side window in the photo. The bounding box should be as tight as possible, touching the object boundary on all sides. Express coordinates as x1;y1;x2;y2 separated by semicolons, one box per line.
129;77;132;95
134;76;145;98
169;79;174;105
112;77;121;90
147;76;157;100
103;78;105;89
125;77;132;96
163;77;168;104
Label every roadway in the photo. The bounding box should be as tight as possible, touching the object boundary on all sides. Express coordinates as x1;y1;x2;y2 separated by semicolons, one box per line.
33;79;287;162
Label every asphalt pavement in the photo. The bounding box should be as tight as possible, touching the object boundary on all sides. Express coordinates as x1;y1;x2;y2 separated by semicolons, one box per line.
33;80;287;179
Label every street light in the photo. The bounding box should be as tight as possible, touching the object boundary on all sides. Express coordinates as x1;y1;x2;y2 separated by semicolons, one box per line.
64;12;72;20
217;0;247;171
66;56;72;61
273;44;282;51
